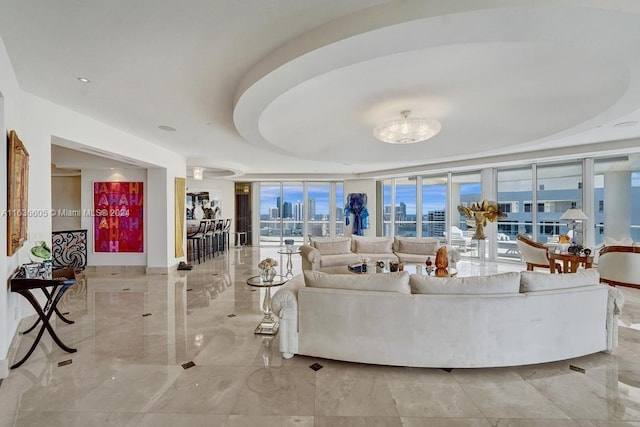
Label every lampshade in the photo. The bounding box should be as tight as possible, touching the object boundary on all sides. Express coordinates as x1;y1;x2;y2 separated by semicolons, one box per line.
560;208;588;221
192;167;204;181
373;110;441;144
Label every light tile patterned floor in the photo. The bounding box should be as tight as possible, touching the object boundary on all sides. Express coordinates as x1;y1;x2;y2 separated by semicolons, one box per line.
1;247;639;426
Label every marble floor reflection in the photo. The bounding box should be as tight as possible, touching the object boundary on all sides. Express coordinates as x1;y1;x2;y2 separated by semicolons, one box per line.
1;247;640;426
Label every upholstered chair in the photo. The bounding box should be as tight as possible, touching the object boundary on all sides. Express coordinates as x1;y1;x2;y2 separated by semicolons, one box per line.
516;234;561;272
598;245;640;288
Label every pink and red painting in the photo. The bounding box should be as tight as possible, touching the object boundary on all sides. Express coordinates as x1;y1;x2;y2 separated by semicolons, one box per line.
93;181;144;253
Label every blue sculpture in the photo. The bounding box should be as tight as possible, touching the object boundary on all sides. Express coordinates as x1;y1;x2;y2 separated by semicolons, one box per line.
345;193;369;236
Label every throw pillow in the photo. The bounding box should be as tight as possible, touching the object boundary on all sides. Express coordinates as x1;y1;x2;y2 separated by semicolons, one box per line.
409;272;520;295
520;269;600;293
355;239;392;254
303;270;410;294
397;240;438;255
311;237;351;255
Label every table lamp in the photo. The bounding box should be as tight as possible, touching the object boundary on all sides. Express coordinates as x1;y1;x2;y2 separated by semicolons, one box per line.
560;208;588;244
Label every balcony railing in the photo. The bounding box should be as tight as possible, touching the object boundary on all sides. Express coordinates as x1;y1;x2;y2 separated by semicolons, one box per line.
51;229;87;270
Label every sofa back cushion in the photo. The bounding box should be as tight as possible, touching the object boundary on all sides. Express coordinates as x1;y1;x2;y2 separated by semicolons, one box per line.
410;272;521;295
394;237;439;255
351;236;393;254
304;270;410;294
311;237;351;255
520;269;600;292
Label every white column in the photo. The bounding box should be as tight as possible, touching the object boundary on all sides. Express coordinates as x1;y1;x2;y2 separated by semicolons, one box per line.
604;171;631;239
450;181;461;227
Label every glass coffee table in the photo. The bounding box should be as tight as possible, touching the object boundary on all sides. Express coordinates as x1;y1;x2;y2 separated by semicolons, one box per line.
246;274;288;335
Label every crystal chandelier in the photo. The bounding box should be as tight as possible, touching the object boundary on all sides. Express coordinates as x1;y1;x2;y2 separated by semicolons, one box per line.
373;110;441;144
192;167;204;180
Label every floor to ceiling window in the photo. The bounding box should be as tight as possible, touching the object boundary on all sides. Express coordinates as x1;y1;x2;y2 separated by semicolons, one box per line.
536;162;583;244
452;172;481;258
421;176;447;241
335;183;344;236
381;179;393;237
259;183;282;245
308;182;330;239
258;181;343;246
395;177;417;237
497;168;533;259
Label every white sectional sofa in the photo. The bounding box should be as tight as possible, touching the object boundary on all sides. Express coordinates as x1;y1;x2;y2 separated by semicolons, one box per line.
300;235;444;271
271;269;623;368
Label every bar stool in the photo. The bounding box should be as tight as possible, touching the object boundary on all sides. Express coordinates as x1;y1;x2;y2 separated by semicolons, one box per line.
186;221;206;264
203;220;215;259
213;219;224;256
222;218;232;251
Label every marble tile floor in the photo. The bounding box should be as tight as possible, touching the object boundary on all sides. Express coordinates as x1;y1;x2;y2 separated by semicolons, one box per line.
1;247;640;426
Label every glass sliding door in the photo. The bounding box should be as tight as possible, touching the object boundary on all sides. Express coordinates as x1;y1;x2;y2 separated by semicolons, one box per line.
307;182;330;240
335;183;344;236
452;172;481;257
497;168;533;259
421;176;447;242
259;183;282;245
382;180;393;237
395;177;417;237
281;182;304;245
536;162;583;244
258;181;343;246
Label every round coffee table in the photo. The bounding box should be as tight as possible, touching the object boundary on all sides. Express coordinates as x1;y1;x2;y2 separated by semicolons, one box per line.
246;274;288;335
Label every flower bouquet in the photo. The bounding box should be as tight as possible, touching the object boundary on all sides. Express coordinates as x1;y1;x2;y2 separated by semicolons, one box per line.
258;257;278;282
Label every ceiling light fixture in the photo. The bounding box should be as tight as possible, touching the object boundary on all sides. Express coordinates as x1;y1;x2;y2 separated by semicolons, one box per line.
77;77;90;83
373;110;441;144
192;167;204;181
158;125;176;132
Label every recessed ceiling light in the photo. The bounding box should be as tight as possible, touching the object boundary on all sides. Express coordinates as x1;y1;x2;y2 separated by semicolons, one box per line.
158;125;176;132
77;77;90;83
613;120;638;128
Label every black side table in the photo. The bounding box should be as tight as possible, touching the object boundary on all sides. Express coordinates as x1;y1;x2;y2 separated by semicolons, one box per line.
10;267;77;369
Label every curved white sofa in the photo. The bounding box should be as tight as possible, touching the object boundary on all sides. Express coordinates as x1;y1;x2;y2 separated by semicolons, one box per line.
271;269;623;368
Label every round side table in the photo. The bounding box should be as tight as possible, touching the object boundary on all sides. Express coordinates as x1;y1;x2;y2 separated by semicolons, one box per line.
246;274;288;335
277;247;301;278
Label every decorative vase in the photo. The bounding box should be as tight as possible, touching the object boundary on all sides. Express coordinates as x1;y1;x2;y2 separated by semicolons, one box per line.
29;241;52;263
435;246;448;269
435;268;449;277
260;267;276;282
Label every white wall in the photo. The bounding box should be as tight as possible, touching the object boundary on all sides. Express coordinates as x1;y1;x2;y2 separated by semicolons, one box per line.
0;35;28;377
52;176;81;231
0;33;187;376
80;168;147;266
344;179;377;236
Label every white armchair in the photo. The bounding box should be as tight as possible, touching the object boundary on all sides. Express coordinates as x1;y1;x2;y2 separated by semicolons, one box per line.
598;245;640;288
516;234;562;272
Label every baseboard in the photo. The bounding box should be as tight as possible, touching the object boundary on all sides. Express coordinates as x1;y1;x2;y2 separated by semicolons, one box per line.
146;266;170;275
84;265;146;274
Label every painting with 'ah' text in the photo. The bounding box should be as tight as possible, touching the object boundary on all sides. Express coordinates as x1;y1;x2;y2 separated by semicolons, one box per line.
93;182;144;252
